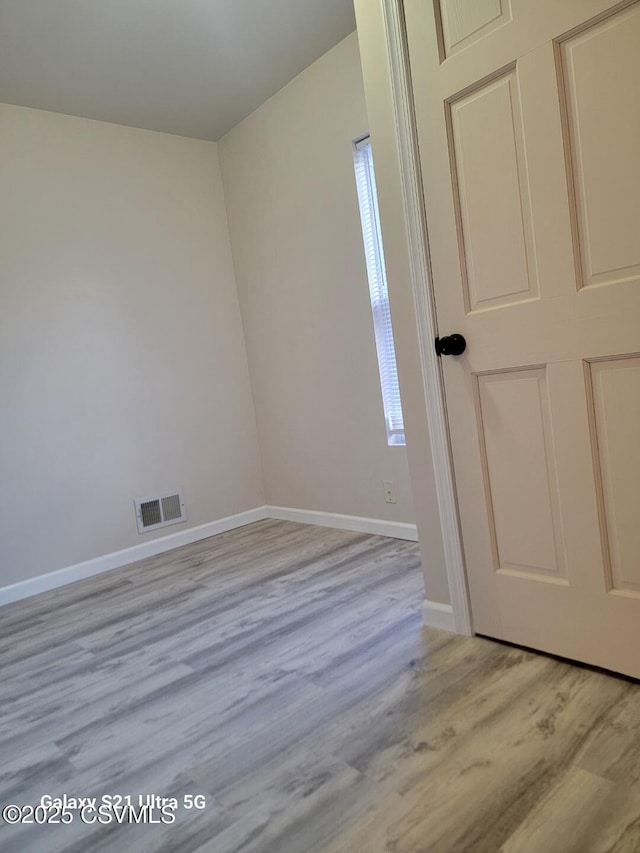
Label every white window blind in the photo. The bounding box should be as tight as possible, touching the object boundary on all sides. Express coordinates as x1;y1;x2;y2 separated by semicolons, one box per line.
353;136;405;445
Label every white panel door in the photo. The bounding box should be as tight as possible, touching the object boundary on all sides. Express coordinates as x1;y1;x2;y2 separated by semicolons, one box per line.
404;0;640;677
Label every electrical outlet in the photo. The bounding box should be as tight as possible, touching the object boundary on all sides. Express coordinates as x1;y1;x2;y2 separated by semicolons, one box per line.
383;480;397;504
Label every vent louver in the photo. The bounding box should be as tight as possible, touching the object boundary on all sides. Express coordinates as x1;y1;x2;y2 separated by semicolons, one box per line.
135;489;186;534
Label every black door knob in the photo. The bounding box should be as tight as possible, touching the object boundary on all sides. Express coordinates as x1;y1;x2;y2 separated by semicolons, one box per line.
435;334;466;356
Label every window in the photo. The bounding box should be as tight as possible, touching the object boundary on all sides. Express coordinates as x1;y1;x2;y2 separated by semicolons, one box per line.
353;136;405;446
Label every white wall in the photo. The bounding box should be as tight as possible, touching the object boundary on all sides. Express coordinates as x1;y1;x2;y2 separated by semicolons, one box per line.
0;104;264;587
219;33;416;528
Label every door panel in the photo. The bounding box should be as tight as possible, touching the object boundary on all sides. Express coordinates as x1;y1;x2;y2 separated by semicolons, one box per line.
589;358;640;595
404;0;640;676
435;0;512;58
476;368;566;581
559;6;640;289
448;69;538;311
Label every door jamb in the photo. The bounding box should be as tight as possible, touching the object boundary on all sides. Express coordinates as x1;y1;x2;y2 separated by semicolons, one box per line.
380;0;473;635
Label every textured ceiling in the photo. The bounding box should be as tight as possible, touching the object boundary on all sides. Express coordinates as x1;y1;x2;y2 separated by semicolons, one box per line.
0;0;356;140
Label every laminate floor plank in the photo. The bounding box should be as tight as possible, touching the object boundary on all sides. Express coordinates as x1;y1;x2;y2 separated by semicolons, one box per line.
1;519;640;852
500;767;640;853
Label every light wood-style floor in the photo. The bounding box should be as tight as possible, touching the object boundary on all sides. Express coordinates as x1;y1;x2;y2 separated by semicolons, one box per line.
2;519;640;852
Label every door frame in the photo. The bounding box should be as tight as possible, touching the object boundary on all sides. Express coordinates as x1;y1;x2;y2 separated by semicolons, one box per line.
378;0;473;635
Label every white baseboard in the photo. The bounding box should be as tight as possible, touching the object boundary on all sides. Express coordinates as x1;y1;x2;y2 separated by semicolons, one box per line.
265;505;418;541
422;599;455;633
1;505;419;608
0;507;269;607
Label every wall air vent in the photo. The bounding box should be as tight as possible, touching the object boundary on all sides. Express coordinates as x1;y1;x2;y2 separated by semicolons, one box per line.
134;489;186;534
